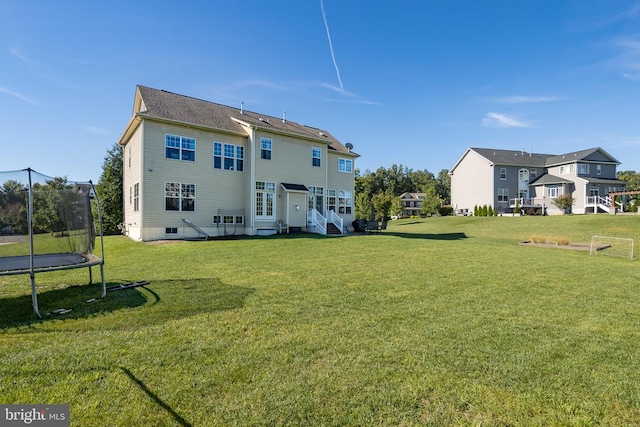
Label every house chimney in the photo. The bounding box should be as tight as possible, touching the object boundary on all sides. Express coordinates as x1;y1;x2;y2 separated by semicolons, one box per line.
240;102;244;115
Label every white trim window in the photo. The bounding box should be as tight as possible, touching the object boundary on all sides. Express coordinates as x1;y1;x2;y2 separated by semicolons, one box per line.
338;158;353;173
338;190;352;214
560;164;574;175
596;164;601;176
500;168;507;180
578;163;590;174
133;183;139;212
165;134;195;162
260;138;272;160
547;186;560;198
530;169;537;180
214;142;244;171
165;182;195;211
312;147;321;167
518;169;529;183
497;188;509;203
327;189;336;212
255;181;275;218
213;215;244;225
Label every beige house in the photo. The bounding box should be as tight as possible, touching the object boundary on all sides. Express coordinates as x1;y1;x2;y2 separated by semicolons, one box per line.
399;192;425;217
450;147;626;215
117;85;358;241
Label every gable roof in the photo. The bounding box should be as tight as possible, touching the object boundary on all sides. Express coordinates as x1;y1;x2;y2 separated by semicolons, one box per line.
451;147;620;173
121;85;357;156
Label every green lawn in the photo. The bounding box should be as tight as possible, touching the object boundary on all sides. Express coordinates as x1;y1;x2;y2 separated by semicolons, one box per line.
2;215;640;426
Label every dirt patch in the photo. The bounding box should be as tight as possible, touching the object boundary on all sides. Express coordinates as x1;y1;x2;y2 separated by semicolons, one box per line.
519;241;608;251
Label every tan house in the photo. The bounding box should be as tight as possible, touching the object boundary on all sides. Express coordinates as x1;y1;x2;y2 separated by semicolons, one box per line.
117;85;359;241
450;147;626;215
399;192;425;217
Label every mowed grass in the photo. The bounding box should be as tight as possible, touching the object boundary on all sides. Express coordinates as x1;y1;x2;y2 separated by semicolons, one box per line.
2;215;640;426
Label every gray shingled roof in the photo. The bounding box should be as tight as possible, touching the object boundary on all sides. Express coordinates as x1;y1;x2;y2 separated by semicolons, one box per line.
470;147;618;167
529;174;573;186
136;85;356;155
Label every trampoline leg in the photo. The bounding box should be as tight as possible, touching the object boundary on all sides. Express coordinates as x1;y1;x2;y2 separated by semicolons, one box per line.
30;274;42;319
89;266;93;285
100;263;106;299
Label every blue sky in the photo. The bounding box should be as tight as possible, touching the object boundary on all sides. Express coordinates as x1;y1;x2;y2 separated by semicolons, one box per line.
1;1;640;182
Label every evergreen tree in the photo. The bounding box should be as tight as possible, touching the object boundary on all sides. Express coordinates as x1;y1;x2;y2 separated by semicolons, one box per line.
96;143;123;235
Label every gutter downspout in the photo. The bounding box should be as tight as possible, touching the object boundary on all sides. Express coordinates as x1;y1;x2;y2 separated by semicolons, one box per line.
250;126;257;236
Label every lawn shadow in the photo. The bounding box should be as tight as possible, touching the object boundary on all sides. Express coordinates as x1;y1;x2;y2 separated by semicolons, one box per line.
0;278;254;329
381;232;468;240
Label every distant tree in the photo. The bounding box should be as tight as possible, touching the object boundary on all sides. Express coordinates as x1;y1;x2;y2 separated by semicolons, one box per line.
32;177;72;235
474;205;479;216
372;192;393;221
420;186;441;217
487;205;494;216
96;143;123;235
355;192;372;220
435;169;451;205
618;170;640;191
390;196;404;218
0;180;28;234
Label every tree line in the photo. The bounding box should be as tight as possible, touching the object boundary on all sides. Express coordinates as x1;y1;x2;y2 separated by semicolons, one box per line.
355;165;451;220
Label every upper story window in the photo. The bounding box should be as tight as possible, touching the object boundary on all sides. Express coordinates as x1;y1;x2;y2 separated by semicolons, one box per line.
499;168;507;180
530;169;537;180
338;158;353;173
596;164;602;176
260;138;272;160
578;163;590;174
518;169;529;183
214;142;244;171
312;147;321;167
560;164;574;175
165;134;195;162
165;182;195;212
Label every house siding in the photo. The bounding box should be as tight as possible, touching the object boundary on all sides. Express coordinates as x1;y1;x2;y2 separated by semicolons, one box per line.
451;150;493;214
122;124;143;240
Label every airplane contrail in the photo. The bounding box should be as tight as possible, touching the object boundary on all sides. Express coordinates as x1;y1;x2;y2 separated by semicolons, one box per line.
320;0;344;92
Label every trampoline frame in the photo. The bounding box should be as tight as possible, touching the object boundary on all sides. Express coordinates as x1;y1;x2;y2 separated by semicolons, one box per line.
0;168;106;318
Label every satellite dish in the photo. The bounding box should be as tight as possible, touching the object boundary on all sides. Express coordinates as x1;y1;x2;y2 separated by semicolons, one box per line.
345;143;353;150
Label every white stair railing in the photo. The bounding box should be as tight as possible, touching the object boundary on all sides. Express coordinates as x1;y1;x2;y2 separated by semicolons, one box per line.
309;209;327;235
327;210;344;234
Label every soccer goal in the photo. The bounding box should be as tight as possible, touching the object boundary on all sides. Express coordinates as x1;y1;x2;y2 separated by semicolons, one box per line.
590;235;634;260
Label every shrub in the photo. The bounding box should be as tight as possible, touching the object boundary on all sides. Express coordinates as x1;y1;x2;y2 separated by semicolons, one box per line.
438;206;453;216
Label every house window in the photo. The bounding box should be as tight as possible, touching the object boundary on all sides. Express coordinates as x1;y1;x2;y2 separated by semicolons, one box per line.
165;134;195;162
530;169;537;180
165;182;195;211
312;147;321;167
339;158;353;173
133;183;139;212
214;142;243;171
338;190;352;214
165;227;178;235
260;138;272;160
547;186;559;198
213;215;245;225
497;188;509;202
327;189;336;212
578;164;590;174
518;169;529;183
597;164;601;176
255;181;275;218
500;168;507;180
236;146;244;171
560;164;574;175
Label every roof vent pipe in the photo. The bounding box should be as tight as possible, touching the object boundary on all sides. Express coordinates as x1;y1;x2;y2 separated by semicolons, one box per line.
240;102;244;115
283;111;286;123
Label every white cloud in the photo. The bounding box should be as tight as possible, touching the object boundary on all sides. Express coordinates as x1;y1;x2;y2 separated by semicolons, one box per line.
489;95;560;104
482;112;531;128
0;85;41;107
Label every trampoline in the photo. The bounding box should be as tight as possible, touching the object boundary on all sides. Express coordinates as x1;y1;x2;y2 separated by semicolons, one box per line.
0;168;106;318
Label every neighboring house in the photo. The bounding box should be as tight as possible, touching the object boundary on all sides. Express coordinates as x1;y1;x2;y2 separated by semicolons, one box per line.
450;147;626;215
399;192;425;217
117;85;359;241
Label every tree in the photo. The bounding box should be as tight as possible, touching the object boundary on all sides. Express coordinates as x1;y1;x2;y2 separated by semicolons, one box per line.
435;169;451;205
618;170;640;191
420;185;441;217
371;192;393;221
96;143;123;235
0;180;28;234
390;196;404;218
